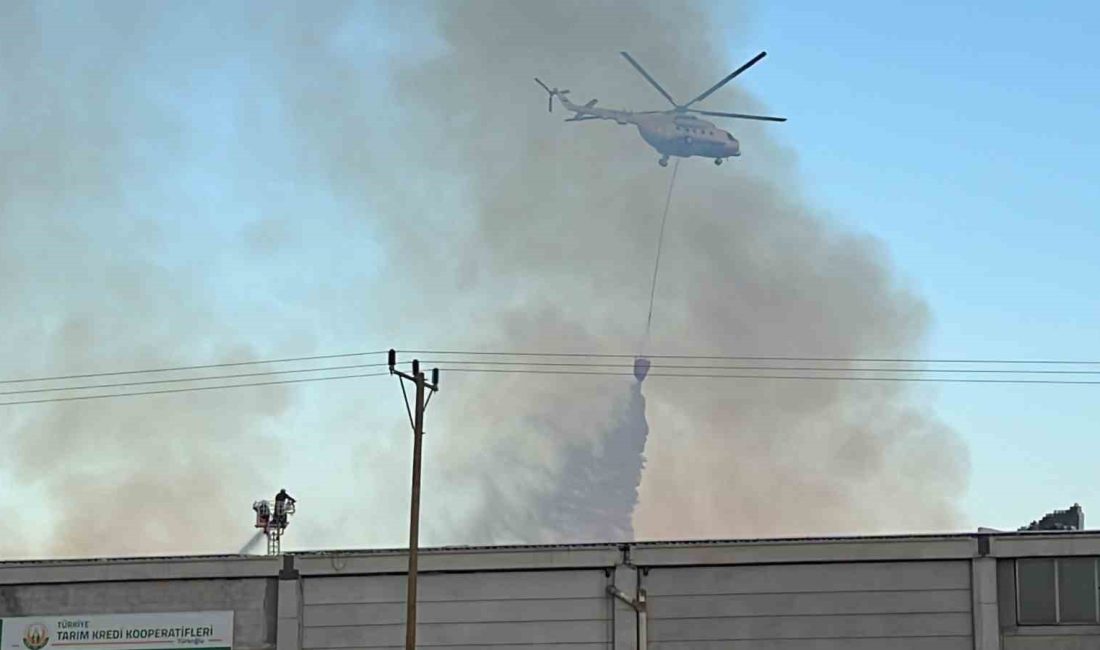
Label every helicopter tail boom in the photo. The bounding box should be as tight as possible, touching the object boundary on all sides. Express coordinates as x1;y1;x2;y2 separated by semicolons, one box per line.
535;78;636;125
534;78;571;112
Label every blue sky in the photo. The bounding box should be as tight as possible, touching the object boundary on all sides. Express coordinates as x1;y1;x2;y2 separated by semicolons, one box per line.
749;2;1099;528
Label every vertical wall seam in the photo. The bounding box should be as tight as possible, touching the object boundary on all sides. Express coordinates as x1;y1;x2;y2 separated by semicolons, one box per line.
296;574;304;650
1054;558;1061;623
971;557;979;649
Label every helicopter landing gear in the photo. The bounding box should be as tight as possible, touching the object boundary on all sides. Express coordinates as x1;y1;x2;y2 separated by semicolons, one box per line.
714;157;724;166
658;155;669;167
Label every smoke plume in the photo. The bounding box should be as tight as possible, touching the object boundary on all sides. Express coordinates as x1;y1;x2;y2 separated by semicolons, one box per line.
0;0;969;558
333;0;969;541
0;1;290;558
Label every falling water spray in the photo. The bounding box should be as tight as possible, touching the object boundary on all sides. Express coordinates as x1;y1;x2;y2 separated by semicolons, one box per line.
237;531;265;555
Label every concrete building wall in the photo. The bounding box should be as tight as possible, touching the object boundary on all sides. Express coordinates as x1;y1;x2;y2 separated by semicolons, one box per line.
0;577;275;650
0;533;1099;650
995;551;1100;650
302;570;612;649
645;561;972;649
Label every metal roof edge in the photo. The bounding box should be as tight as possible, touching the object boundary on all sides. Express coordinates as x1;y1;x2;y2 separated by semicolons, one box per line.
4;531;1100;581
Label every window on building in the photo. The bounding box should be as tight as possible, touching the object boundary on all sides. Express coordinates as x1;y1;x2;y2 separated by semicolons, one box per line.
1060;558;1098;623
1017;557;1099;625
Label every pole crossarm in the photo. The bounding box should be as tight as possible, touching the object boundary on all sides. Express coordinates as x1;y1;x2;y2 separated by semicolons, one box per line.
390;349;441;392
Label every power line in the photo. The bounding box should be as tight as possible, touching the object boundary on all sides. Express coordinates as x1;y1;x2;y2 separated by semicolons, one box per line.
0;350;388;385
407;350;1100;365
4;348;1097;389
422;360;1100;376
436;367;1100;385
0;362;392;398
3;360;1097;408
7;357;1096;401
3;348;1099;406
0;372;390;407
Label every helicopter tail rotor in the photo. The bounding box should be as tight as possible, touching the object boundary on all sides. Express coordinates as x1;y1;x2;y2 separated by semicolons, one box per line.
534;78;569;113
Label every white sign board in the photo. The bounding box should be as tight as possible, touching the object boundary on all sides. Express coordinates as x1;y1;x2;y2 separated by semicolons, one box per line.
1;612;233;650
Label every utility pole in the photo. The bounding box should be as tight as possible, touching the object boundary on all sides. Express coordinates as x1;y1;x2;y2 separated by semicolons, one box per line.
389;349;439;650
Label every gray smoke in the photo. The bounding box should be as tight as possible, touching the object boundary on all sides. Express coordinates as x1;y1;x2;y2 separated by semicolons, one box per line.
277;0;969;541
0;0;970;558
0;1;291;558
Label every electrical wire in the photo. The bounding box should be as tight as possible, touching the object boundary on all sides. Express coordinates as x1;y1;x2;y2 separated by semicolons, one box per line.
435;367;1100;385
0;350;388;385
0;372;391;407
4;348;1098;390
0;362;392;398
421;359;1100;375
404;350;1100;365
3;358;1098;408
7;357;1097;402
3;347;1100;408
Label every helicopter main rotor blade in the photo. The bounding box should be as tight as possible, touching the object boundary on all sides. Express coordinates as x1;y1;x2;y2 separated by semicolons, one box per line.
619;51;679;108
690;109;786;122
684;51;767;109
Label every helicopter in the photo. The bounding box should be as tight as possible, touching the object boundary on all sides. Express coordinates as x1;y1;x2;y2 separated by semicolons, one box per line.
536;51;785;166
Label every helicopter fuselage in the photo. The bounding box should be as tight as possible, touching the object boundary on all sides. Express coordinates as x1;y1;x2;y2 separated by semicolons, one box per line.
635;114;740;161
551;95;740;164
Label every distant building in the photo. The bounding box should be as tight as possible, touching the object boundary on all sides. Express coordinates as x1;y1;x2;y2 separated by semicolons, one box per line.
1019;503;1084;531
2;528;1099;649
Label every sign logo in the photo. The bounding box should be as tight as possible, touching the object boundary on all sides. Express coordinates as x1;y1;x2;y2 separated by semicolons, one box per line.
23;624;50;650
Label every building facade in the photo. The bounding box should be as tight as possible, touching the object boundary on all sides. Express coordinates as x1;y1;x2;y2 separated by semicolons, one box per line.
1;531;1098;649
